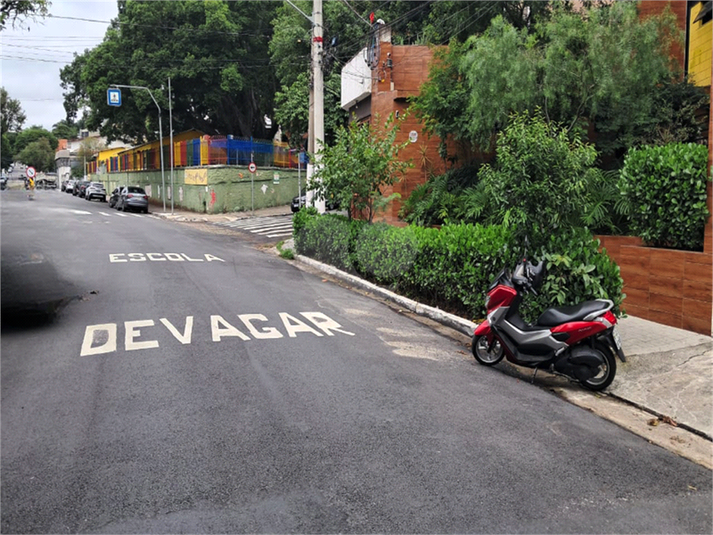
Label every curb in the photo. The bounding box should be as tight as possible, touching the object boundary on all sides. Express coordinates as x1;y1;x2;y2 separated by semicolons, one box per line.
295;254;477;337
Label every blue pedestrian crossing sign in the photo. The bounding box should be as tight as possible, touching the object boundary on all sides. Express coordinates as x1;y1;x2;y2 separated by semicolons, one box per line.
107;88;122;107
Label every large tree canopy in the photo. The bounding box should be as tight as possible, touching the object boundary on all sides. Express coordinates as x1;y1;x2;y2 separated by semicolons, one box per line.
413;2;687;160
61;0;279;143
0;0;49;31
1;87;27;135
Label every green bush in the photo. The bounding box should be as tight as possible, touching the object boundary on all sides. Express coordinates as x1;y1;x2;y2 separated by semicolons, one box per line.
354;224;419;285
292;213;624;323
521;227;624;322
405;223;518;318
292;206;319;253
619;143;710;250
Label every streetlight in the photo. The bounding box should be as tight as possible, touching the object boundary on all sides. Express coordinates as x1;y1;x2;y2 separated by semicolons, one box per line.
110;84;166;212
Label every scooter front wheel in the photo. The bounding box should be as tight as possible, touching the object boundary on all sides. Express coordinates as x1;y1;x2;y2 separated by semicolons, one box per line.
472;335;504;366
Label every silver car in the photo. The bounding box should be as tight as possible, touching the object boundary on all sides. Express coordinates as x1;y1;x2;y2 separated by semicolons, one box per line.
85;182;107;202
116;186;149;213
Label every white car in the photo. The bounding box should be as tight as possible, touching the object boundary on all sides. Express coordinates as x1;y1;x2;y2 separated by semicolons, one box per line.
85;182;107;202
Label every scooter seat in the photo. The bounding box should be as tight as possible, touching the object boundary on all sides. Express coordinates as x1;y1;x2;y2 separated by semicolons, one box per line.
537;300;611;327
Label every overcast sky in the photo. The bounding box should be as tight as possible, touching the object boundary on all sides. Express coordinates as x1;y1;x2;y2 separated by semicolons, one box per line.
1;0;119;131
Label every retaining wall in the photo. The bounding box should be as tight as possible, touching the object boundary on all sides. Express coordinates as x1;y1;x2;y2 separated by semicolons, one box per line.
92;165;305;214
597;235;712;335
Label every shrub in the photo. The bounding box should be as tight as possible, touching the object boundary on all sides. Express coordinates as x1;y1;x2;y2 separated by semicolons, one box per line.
405;223;518;318
292;206;319;254
354;224;419;285
521;227;624;322
469;111;616;235
619;143;710;250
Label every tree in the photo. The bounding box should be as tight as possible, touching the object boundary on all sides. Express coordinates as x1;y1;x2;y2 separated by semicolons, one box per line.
0;0;49;31
12;126;58;155
310;114;412;223
17;138;54;172
51;120;78;141
1;87;26;135
464;111;615;237
415;3;681;157
1;134;13;170
61;0;280;143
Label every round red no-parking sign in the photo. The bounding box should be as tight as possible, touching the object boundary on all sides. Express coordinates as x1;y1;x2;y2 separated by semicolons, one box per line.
26;166;36;179
248;162;257;173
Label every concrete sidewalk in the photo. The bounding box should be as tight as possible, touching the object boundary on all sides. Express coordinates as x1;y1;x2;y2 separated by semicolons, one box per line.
156;207;713;445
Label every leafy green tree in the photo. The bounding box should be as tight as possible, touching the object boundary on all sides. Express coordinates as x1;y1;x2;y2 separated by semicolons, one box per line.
61;0;279;143
1;133;13;170
12;126;58;154
465;111;615;238
1;87;26;134
310;114;412;223
17;138;54;172
415;3;681;157
51;120;78;141
0;0;49;31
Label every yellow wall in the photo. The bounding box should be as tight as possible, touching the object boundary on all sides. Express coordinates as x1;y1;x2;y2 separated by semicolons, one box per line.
688;2;712;87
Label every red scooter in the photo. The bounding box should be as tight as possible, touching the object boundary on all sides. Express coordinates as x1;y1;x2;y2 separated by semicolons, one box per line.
472;257;625;391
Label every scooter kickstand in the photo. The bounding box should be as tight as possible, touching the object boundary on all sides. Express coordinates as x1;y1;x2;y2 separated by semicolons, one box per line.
531;367;539;384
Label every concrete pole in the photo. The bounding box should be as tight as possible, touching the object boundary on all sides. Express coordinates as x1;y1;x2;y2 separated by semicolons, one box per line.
169;77;174;214
158;112;166;212
306;0;326;213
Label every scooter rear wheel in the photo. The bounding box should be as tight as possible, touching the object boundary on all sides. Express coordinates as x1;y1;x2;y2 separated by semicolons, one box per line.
580;343;617;391
472;335;505;366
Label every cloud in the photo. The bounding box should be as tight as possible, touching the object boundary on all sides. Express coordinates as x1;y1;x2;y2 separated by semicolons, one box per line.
0;0;118;131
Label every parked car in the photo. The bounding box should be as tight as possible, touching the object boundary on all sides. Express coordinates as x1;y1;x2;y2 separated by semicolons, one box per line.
1;176;7;190
85;182;107;202
291;192;340;213
116;186;149;213
65;179;76;194
108;187;120;207
76;180;90;197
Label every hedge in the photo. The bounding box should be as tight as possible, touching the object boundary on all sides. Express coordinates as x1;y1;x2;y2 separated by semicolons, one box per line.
293;211;624;321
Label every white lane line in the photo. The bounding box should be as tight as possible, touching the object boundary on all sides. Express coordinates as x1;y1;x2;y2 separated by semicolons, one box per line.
115;212;129;218
130;213;142;218
99;212;113;217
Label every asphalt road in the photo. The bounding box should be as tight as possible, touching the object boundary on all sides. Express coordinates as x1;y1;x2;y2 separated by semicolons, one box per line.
2;189;711;534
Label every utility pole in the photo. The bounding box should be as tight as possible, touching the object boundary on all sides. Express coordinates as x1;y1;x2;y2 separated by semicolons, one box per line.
306;0;326;213
168;77;174;214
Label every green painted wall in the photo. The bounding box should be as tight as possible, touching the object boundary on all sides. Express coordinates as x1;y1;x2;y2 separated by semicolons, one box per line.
93;165;306;213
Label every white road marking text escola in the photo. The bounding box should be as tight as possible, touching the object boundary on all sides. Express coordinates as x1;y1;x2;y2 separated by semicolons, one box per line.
109;253;225;263
80;312;355;356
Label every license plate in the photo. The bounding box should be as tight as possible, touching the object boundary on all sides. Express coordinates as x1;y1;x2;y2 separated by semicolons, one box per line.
612;325;622;350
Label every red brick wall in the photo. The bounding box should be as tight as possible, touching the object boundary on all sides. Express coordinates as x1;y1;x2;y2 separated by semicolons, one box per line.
369;44;453;225
597;236;713;335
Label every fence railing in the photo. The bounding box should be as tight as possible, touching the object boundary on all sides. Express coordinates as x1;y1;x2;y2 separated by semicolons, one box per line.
91;136;304;175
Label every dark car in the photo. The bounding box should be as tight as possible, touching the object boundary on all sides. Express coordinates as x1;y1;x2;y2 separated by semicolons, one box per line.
291;192;340;213
116;186;149;213
74;180;90;197
108;187;122;208
1;176;7;190
85;182;107;202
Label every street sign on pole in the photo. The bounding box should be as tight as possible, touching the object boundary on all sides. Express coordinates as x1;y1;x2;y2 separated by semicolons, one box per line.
26;167;36;179
107;88;121;107
248;162;257;173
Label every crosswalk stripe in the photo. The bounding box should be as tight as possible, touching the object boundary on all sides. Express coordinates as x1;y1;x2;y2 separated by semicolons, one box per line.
115;212;129;218
250;225;293;234
99;212;112;217
266;232;294;238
